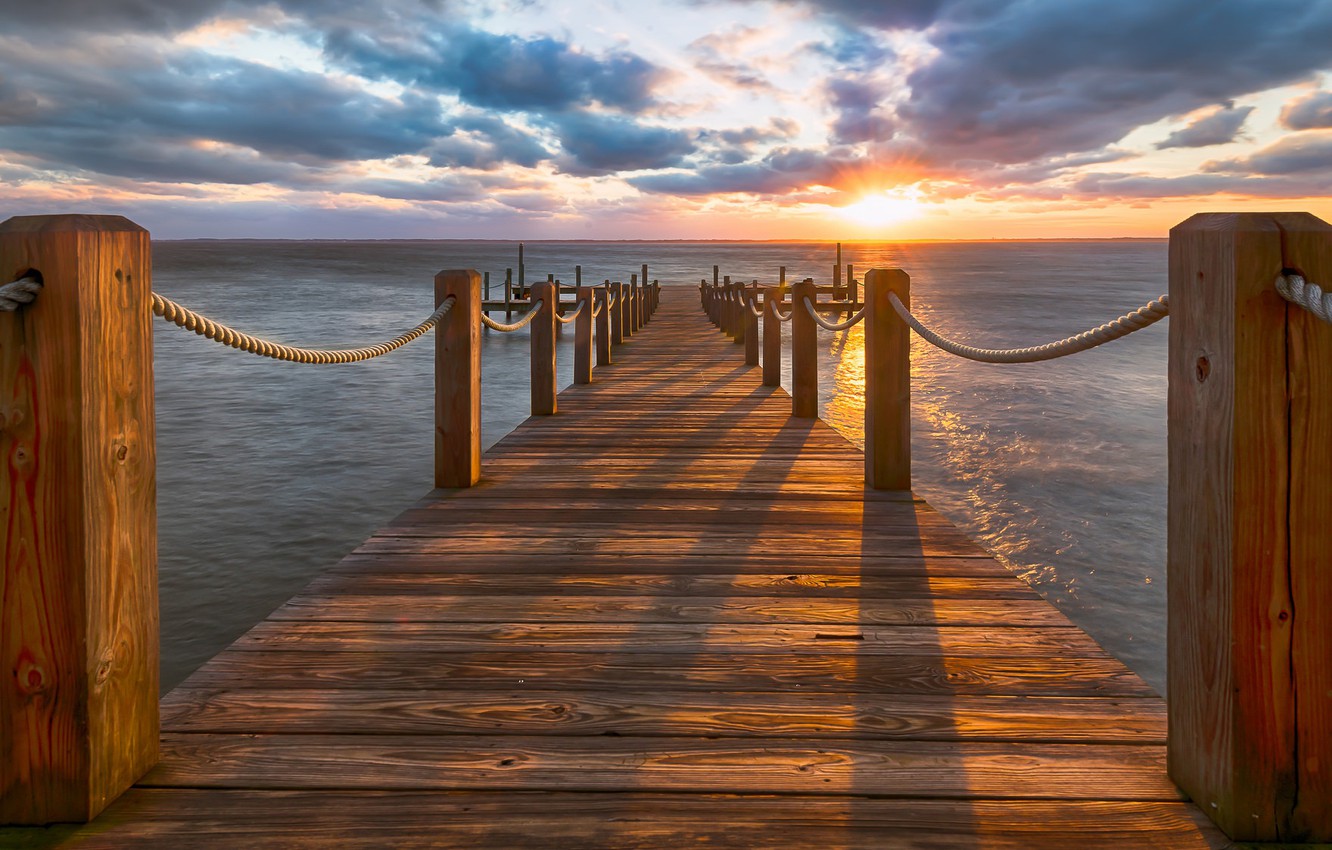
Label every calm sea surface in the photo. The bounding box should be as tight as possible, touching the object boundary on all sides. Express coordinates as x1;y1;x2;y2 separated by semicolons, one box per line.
153;239;1169;693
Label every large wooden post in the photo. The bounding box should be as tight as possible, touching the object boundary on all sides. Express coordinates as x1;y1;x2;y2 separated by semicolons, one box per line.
833;243;842;299
863;268;911;490
595;287;611;366
629;275;639;335
762;287;782;387
744;283;759;365
0;214;158;824
791;277;818;418
530;281;557;415
435;270;481;488
611;282;625;345
574;285;593;385
1168;212;1332;842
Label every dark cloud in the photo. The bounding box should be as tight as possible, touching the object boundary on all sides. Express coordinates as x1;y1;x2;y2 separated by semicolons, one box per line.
427;115;550;170
1204;133;1332;176
895;0;1332;164
630;145;857;196
325;25;665;114
549;113;696;176
1155;103;1254;149
1071;169;1332;200
2;0;448;34
826;77;895;144
1282;90;1332;130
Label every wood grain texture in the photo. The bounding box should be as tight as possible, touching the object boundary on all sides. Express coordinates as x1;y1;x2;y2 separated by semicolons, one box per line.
0;215;159;824
1167;212;1332;841
529;281;557;415
28;284;1220;845
791;278;818;417
434;270;481;488
864;268;911;489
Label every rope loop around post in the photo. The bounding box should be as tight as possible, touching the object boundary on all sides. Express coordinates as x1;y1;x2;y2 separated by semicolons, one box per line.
554;297;586;325
1276;272;1332;323
803;296;867;331
767;297;793;322
481;300;545;332
0;274;43;311
152;291;456;364
747;296;764;318
887;291;1169;364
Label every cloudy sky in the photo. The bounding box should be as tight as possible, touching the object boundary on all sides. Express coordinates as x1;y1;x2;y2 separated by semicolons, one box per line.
3;0;1331;239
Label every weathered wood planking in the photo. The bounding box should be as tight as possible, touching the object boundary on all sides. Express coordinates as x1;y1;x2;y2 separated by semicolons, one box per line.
2;287;1228;848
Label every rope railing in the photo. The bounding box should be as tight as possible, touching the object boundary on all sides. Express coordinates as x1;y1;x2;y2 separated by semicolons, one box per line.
481;300;544;332
1276;272;1332;324
767;298;792;322
0;274;42;310
803;296;866;332
152;292;456;364
554;297;586;325
746;297;764;318
888;291;1169;364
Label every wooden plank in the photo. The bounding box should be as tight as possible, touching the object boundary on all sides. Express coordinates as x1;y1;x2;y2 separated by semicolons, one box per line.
0;792;1231;850
180;650;1154;697
141;733;1186;800
159;688;1165;742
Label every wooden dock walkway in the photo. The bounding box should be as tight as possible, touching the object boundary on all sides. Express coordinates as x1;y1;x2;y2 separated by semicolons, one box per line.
16;291;1228;848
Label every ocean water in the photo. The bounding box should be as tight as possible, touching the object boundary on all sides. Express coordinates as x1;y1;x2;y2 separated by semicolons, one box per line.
152;239;1169;693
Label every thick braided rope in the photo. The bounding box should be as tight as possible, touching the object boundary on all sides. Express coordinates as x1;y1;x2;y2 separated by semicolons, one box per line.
803;296;867;331
554;297;586;325
889;292;1169;364
481;300;544;332
0;275;43;310
151;292;455;363
1276;273;1332;323
767;297;793;323
747;297;764;318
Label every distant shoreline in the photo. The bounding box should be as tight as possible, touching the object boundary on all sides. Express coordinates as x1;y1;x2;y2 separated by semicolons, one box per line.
161;236;1169;244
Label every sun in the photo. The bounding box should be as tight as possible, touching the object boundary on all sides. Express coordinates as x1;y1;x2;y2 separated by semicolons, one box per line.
836;190;923;228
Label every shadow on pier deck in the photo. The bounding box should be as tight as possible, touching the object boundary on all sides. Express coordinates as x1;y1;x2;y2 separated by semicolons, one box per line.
11;294;1228;849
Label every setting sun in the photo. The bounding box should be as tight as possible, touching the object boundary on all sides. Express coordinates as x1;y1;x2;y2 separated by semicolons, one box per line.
836;191;923;228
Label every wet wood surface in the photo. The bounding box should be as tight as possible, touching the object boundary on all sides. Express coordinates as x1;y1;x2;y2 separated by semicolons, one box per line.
4;289;1230;847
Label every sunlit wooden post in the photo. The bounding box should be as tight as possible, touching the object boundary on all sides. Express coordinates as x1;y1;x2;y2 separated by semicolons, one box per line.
0;214;158;824
732;280;746;346
744;282;759;365
791;277;818;418
574;285;593;385
435;269;482;489
611;282;625;345
863;268;911;490
1167;212;1332;842
530;280;557;415
595;287;611;366
762;286;782;387
833;243;841;299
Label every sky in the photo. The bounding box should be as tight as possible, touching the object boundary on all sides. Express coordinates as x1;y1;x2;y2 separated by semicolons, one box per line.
2;0;1332;240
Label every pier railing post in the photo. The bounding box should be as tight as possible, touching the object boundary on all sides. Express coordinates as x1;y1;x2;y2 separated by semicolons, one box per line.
611;282;625;345
531;280;557;415
435;270;482;488
1167;212;1332;842
744;282;759;365
791;277;818;418
574;285;593;384
864;268;911;490
595;287;611;366
762;286;781;387
0;214;159;824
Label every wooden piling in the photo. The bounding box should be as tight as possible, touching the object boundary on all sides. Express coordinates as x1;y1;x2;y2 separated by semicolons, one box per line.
611;282;625;345
0;214;159;824
863;268;911;491
744;282;759;365
791;277;818;418
504;268;513;322
1167;212;1332;842
574;285;593;385
530;280;557;415
762;286;782;387
434;269;482;489
595;286;611;366
833;243;842;299
629;275;640;335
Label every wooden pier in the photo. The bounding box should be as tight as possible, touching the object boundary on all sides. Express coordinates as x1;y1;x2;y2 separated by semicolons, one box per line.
6;290;1229;847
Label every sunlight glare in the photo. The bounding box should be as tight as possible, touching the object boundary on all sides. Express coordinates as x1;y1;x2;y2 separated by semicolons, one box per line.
836;191;923;228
